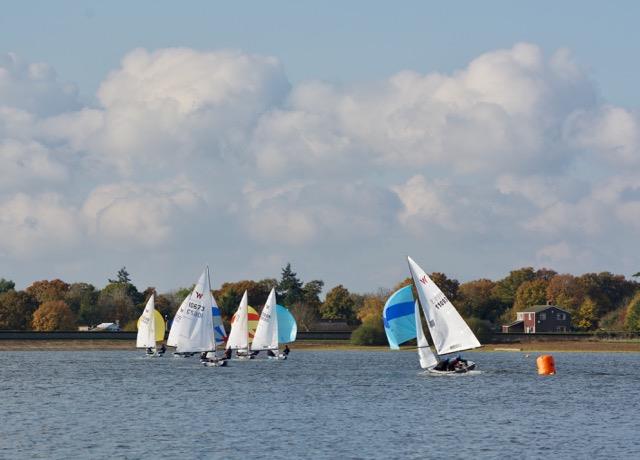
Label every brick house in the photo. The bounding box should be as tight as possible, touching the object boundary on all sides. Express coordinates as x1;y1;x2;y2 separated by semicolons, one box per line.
502;305;572;333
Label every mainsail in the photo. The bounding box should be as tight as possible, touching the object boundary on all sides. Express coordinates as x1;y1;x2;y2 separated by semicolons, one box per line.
407;256;480;355
226;291;249;351
136;294;157;349
167;267;217;353
250;288;279;351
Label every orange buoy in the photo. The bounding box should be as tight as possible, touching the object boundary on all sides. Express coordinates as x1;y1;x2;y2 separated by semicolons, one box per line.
536;355;556;375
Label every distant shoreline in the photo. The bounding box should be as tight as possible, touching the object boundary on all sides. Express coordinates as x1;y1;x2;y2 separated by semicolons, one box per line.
1;339;640;352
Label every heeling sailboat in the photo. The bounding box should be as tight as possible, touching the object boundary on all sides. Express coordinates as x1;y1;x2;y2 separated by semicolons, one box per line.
250;288;297;360
167;266;227;367
136;293;166;356
407;256;481;374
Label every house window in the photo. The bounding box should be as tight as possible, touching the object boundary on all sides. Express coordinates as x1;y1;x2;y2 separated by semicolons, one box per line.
540;313;546;321
558;313;565;320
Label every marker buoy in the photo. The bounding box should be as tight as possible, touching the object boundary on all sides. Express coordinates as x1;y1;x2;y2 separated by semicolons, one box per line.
536;355;556;375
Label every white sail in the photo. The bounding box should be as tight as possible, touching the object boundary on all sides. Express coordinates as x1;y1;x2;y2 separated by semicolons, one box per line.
250;288;279;351
166;267;216;353
415;300;438;369
226;290;249;351
136;294;156;348
408;256;481;355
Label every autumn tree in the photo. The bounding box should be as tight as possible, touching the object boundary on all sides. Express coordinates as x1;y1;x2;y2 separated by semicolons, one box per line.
25;279;70;304
320;285;356;321
546;274;585;315
457;279;506;324
624;293;640;332
575;297;597;331
31;300;76;331
65;283;98;315
0;290;38;330
0;278;15;294
356;292;387;324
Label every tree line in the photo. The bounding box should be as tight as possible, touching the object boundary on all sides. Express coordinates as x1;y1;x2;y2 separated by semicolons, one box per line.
1;265;639;342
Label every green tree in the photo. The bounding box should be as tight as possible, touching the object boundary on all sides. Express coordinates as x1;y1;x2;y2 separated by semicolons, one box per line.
31;300;76;331
575;297;597;331
65;283;98;315
25;279;70;303
492;267;536;306
277;263;304;306
97;283;136;325
0;278;15;294
109;266;132;284
624;293;640;332
578;272;638;317
0;290;38;330
320;285;356;321
513;279;548;311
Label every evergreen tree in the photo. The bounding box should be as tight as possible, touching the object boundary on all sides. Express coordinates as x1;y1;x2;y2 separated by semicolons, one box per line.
277;263;304;306
109;267;132;284
0;278;15;294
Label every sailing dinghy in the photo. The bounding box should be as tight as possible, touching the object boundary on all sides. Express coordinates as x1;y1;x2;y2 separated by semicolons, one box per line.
167;266;227;367
226;290;256;360
407;256;480;374
136;293;166;356
250;289;297;360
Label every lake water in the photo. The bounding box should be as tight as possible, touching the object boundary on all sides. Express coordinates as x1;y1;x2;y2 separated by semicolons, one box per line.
1;350;638;459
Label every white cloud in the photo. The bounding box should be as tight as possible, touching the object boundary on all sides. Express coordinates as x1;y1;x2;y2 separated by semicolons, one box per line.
82;179;202;247
0;193;81;257
0;139;68;189
2;44;640;292
0;53;79;116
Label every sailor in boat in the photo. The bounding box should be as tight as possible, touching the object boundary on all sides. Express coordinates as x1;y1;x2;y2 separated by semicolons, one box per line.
146;347;154;355
158;344;166;356
283;345;290;357
223;348;232;360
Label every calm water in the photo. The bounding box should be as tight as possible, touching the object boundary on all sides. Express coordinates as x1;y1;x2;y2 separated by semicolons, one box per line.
1;350;638;459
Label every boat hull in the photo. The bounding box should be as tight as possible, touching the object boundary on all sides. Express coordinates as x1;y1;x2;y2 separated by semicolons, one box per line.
427;361;476;375
202;359;228;367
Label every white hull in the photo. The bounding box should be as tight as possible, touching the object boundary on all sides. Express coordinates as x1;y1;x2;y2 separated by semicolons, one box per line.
267;353;287;360
202;359;228;367
426;361;476;375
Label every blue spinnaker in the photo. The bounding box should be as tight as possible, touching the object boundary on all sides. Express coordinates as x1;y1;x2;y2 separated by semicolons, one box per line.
383;285;416;349
276;304;297;344
212;304;227;345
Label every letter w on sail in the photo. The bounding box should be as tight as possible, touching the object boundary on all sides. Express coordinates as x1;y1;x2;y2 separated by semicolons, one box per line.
195;291;203;299
419;275;428;285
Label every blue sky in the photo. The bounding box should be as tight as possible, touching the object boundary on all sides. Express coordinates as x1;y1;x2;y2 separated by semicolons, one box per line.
3;1;640;106
1;1;639;293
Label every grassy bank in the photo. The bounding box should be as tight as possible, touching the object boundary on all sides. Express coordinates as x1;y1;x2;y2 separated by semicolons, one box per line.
2;339;640;352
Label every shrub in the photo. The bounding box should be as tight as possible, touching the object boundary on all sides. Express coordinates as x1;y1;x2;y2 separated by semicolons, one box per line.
350;319;387;346
465;317;493;343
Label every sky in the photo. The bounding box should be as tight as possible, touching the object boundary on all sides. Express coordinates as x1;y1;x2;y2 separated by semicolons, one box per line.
1;1;639;294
